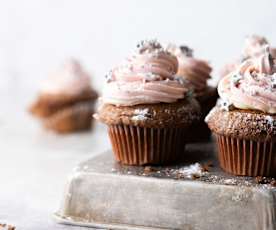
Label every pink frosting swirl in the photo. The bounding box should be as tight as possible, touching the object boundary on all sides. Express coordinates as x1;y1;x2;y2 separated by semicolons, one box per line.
41;59;91;96
218;47;276;114
167;44;212;93
220;35;276;79
242;35;269;59
102;40;189;106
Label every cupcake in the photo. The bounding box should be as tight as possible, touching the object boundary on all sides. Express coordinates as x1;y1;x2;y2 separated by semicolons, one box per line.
219;35;276;78
30;59;98;133
206;46;276;177
95;40;201;165
167;44;217;142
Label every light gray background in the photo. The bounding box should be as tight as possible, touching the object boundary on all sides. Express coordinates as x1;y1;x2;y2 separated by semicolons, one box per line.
0;1;275;229
0;0;276;93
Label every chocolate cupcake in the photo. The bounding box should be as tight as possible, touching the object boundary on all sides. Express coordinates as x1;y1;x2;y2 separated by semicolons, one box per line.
206;46;276;177
167;44;217;142
95;40;201;165
30;59;98;133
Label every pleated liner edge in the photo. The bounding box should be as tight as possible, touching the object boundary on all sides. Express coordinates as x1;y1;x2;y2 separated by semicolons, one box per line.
108;124;187;165
215;134;276;177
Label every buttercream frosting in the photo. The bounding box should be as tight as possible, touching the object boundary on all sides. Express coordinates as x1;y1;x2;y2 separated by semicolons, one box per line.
102;40;189;106
220;35;276;79
167;44;212;93
242;35;269;59
41;59;91;96
218;46;276;114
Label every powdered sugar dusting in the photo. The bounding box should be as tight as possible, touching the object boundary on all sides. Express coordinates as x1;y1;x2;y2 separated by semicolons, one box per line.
177;163;206;179
131;108;149;121
265;115;274;126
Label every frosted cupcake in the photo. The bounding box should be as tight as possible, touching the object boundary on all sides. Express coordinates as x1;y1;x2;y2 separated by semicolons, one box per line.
219;35;276;78
206;46;276;177
95;40;201;165
167;44;217;141
30;59;98;133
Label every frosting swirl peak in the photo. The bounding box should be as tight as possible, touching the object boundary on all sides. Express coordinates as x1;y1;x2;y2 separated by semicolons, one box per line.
218;47;276;114
102;40;189;106
242;35;269;59
41;59;91;96
167;44;212;94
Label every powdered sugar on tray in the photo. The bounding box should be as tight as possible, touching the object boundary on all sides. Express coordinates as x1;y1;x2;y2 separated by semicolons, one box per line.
131;108;149;121
177;163;206;179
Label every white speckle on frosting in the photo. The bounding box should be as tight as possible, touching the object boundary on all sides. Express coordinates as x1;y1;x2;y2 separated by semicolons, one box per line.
131;108;149;121
166;43;193;58
136;39;162;54
231;73;242;86
217;98;234;111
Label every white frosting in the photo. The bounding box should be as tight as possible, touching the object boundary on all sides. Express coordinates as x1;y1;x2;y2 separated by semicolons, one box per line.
41;59;91;96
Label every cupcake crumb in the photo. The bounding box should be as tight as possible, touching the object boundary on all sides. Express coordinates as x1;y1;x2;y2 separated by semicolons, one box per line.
179;45;194;57
202;161;214;172
144;166;158;174
223;178;237;185
255;176;276;186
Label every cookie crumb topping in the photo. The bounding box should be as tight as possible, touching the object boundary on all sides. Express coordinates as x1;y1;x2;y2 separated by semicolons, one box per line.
179;45;194;57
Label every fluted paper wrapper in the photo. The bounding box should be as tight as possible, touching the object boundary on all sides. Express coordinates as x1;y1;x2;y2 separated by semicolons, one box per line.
108;125;187;165
215;134;276;177
44;102;94;134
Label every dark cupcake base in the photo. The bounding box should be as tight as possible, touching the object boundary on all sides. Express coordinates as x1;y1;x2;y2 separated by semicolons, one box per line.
186;86;218;143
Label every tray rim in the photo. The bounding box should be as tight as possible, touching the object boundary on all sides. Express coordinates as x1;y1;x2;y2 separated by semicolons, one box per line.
53;212;168;230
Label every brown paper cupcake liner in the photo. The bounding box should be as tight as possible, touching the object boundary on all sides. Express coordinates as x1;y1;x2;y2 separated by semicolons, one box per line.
44;102;95;134
107;125;187;165
215;134;276;177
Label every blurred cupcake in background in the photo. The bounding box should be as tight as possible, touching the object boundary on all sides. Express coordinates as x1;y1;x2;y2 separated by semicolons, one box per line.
167;44;217;142
206;46;276;177
219;35;276;78
30;59;98;134
95;40;201;165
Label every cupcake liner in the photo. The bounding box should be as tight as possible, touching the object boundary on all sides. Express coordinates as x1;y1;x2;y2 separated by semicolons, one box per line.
108;125;187;165
215;134;276;177
44;102;95;134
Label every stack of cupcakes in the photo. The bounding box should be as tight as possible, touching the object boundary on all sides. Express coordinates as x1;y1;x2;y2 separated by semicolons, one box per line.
167;44;217;142
95;40;201;165
206;44;276;177
30;59;98;134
